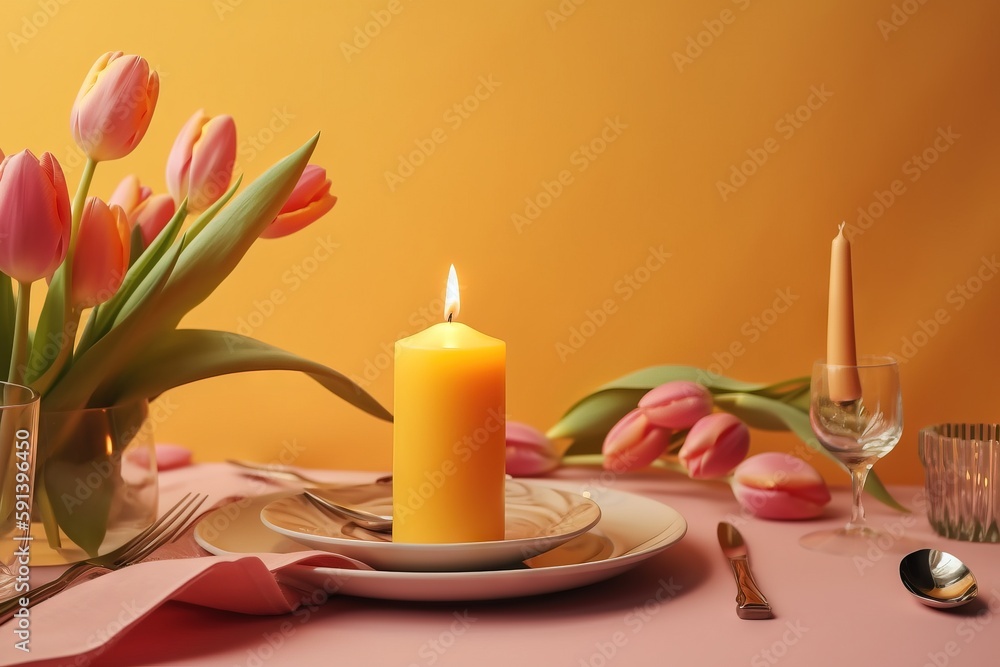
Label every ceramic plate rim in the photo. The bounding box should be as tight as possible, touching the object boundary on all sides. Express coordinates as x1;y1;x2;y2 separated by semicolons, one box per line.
258;480;601;553
194;480;687;600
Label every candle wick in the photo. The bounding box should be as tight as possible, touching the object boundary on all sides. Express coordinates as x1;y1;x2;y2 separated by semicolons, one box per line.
448;313;453;323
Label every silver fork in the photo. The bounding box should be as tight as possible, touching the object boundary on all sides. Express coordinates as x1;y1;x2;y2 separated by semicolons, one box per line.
0;493;206;624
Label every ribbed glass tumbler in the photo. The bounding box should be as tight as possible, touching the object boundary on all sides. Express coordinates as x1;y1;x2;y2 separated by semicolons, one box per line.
919;423;1000;542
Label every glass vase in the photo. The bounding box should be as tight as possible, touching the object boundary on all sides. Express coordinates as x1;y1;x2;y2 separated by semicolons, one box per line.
31;400;158;565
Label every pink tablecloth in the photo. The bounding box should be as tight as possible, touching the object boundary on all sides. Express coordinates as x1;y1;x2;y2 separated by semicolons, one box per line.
7;463;1000;666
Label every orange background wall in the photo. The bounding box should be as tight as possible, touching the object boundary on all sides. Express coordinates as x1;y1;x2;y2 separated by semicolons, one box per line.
2;1;998;486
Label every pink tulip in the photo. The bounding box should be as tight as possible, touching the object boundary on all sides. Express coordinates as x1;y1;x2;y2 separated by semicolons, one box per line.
108;174;151;213
731;453;832;520
678;412;749;479
259;164;338;239
71;197;130;309
602;408;671;472
639;381;714;430
0;150;71;283
109;176;176;248
166;110;237;214
129;194;176;247
505;421;559;477
71;51;159;162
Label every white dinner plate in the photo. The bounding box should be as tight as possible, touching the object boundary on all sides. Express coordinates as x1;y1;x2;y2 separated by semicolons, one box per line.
258;480;601;571
194;480;687;601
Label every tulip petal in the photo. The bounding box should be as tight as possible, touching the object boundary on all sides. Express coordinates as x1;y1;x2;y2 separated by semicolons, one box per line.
678;412;750;479
639;381;714;429
602;408;671;472
0;150;71;283
505;421;559;476
731;453;832;520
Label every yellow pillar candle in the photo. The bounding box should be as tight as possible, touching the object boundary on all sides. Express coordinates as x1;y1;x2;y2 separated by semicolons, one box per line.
826;222;862;403
392;265;506;544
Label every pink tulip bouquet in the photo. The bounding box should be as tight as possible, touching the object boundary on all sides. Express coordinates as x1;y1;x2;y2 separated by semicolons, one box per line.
527;366;904;518
0;52;390;550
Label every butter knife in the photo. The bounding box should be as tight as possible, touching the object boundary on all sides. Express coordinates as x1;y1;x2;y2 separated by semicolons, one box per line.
717;522;774;619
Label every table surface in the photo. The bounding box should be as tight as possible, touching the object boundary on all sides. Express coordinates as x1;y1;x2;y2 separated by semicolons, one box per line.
9;463;1000;667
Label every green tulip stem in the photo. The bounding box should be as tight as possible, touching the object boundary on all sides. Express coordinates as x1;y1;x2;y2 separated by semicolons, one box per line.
62;157;97;312
6;281;31;385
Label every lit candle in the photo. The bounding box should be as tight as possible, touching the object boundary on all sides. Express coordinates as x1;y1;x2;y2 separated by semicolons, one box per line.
392;265;506;543
827;222;862;403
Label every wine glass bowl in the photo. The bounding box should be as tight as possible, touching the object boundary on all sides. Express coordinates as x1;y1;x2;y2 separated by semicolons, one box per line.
801;356;903;554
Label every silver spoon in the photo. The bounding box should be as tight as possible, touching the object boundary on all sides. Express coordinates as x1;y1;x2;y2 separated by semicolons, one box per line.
899;549;979;609
227;459;392;486
302;488;393;533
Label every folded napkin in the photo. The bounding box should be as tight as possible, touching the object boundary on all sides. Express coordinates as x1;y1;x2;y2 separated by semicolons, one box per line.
0;463;381;667
0;550;368;666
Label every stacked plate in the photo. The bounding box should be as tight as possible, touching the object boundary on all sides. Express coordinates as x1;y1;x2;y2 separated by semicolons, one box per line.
194;479;686;601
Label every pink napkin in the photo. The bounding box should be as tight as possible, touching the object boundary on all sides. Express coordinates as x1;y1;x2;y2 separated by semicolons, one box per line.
0;550;368;666
0;463;380;666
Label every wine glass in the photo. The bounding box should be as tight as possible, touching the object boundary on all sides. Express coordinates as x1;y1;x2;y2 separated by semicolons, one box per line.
800;356;903;555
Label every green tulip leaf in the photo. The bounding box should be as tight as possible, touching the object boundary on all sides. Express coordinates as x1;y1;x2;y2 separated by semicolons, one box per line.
43;458;114;556
547;387;646;441
104;329;392;422
128;224;145;269
42;242;184;411
24;271;69;388
713;392;800;431
179;178;241;249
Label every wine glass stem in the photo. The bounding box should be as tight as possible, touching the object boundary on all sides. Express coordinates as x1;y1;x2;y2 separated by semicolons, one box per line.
847;465;871;533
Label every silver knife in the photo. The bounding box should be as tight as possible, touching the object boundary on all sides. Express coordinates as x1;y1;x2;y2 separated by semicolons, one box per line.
717;522;774;619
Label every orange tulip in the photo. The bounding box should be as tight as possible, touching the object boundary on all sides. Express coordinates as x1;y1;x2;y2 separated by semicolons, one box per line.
108;174;151;214
71;51;159;162
71;197;130;309
0;150;71;283
166;110;236;214
259;164;337;239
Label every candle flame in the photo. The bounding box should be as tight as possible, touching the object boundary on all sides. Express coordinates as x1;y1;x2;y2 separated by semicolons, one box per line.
444;264;460;322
